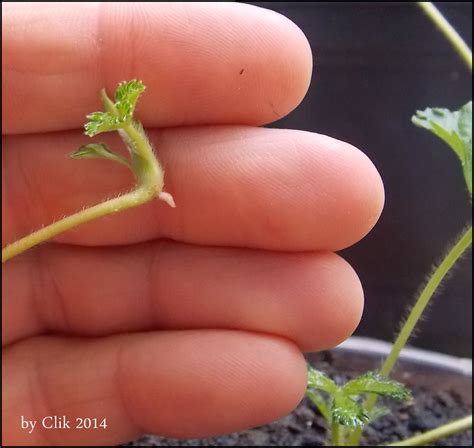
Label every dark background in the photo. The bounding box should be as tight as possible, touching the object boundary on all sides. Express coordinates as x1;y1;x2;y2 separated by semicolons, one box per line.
245;2;472;356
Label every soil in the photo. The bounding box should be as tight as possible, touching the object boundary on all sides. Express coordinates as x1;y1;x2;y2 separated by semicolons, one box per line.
124;351;472;446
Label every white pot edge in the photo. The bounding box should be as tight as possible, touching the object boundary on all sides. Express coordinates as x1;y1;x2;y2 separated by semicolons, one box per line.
334;336;472;376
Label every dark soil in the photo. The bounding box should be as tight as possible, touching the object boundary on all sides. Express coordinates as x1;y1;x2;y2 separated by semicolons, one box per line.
124;351;472;446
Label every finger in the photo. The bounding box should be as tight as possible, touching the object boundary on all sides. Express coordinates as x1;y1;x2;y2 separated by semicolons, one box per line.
2;126;385;251
2;331;306;446
2;2;312;134
3;241;363;350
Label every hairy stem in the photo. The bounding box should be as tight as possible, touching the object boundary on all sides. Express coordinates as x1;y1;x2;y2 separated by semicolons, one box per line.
332;421;341;446
123;122;163;189
380;226;472;377
417;2;472;72
347;226;472;446
386;415;472;446
2;188;152;263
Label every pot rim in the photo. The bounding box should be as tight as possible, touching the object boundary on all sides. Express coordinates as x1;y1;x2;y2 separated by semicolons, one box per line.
334;336;472;376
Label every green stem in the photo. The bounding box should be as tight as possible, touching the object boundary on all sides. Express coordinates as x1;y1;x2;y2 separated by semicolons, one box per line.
386;415;472;446
347;226;472;446
332;421;341;446
417;2;472;72
2;188;152;263
100;88;163;190
340;426;347;446
123;123;163;190
307;390;331;423
380;225;472;377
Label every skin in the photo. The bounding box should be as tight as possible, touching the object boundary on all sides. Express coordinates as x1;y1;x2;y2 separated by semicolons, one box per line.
2;2;385;446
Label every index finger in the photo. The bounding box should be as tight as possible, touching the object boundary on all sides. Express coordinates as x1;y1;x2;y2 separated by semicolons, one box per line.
2;2;312;134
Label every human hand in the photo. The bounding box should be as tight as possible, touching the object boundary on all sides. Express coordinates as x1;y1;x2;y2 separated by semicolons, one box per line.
2;3;384;446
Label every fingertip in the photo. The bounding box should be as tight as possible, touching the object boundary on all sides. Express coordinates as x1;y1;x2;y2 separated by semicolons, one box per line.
259;334;309;414
3;2;313;133
347;144;386;247
119;331;308;439
242;3;314;124
318;254;365;349
294;253;365;352
305;133;386;251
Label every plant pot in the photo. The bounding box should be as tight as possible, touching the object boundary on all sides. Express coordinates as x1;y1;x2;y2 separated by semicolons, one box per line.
125;337;472;446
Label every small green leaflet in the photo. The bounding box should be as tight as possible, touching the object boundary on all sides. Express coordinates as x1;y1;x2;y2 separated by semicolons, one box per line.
342;372;412;401
332;393;369;427
84;112;125;137
307;366;338;394
114;80;146;118
69;143;131;169
84;80;146;137
412;101;472;196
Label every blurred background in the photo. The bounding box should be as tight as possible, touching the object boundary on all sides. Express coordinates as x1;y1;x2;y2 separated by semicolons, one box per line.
244;2;472;356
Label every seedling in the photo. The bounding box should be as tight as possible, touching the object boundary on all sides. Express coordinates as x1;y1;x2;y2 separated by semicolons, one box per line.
306;368;411;446
306;3;472;447
2;80;175;263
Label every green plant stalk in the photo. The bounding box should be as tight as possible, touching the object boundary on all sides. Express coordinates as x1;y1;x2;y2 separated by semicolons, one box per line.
386;414;472;446
340;425;347;446
380;225;472;377
2;189;148;263
332;421;341;446
306;390;331;422
123;123;163;189
417;2;472;72
2;115;170;263
100;85;164;192
347;225;472;446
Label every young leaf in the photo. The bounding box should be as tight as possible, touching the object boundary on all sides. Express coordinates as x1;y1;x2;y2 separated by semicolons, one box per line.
70;143;132;169
412;101;472;196
84;112;125;137
307;366;338;394
342;372;412;401
332;393;370;427
114;80;146;119
84;80;146;137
